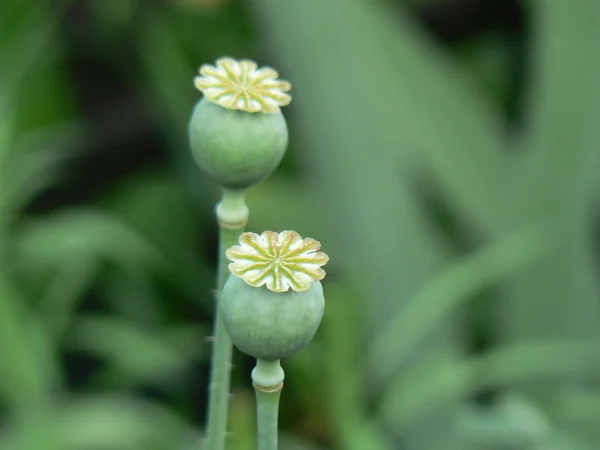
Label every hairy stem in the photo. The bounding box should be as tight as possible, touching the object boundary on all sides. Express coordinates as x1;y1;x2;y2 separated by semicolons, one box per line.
204;188;248;450
252;359;285;450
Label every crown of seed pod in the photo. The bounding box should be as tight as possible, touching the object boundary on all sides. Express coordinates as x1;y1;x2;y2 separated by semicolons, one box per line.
189;57;291;189
220;230;329;360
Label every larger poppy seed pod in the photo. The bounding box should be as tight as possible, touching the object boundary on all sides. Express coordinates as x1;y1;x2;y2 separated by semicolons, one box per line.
220;230;329;360
189;57;291;189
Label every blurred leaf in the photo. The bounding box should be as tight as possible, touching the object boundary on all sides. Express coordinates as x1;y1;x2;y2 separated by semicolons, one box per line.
322;283;393;450
54;396;200;450
455;396;552;449
136;7;215;210
0;274;58;409
379;339;600;435
0;121;81;171
0;0;74;126
0;411;60;450
551;387;600;446
15;209;166;275
89;0;139;39
455;31;515;112
0;115;15;163
103;170;215;309
100;273;167;329
520;0;600;189
36;257;98;342
505;0;600;332
161;324;212;361
368;220;557;389
67;315;207;385
252;0;511;233
501;0;600;420
105;170;205;248
246;176;323;239
0;146;66;229
0;124;81;243
277;434;328;450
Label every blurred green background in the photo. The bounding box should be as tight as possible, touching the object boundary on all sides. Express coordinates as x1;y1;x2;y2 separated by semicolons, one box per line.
1;0;600;449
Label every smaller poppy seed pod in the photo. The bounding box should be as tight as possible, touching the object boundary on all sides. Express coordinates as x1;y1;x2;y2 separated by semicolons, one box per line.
220;230;329;360
189;57;292;190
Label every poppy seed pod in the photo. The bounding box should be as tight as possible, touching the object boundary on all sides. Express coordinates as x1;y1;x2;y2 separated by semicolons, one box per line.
189;99;288;189
221;276;325;359
220;230;329;360
189;57;292;189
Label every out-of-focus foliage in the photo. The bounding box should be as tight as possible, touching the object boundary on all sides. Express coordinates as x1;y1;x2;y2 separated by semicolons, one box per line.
0;0;599;449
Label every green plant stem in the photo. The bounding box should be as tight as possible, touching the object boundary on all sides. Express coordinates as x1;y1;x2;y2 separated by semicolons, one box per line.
254;389;281;450
204;188;248;450
251;359;285;450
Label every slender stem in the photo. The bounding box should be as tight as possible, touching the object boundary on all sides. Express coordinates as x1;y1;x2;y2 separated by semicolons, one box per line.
252;359;285;450
204;188;248;450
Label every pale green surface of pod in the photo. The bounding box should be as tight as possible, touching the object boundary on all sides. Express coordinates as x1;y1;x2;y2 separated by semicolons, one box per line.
220;275;325;360
188;98;288;189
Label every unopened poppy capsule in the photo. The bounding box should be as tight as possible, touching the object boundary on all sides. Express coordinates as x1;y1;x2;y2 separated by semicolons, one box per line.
220;230;329;360
189;57;291;189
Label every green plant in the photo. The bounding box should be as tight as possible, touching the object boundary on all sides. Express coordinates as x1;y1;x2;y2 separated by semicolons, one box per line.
188;57;294;450
3;0;600;449
220;230;328;450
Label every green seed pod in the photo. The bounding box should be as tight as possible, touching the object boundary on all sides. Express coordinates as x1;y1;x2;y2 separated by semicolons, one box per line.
221;276;324;360
221;230;329;360
189;98;288;189
189;57;292;190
